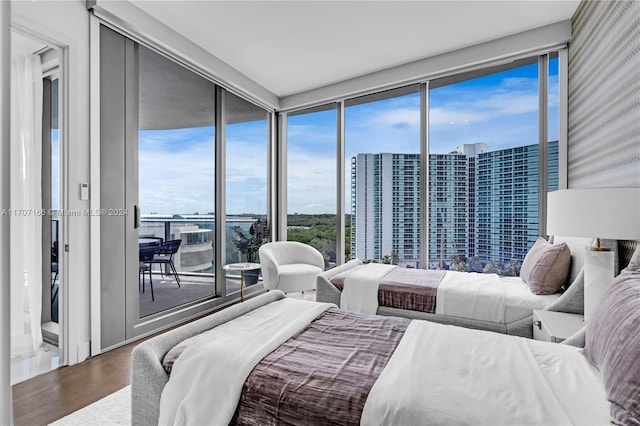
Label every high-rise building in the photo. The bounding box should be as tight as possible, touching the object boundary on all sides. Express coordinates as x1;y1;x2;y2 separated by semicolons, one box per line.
351;141;558;270
476;141;559;264
428;152;469;269
351;153;421;267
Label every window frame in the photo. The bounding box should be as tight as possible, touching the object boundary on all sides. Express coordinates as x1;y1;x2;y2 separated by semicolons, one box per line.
281;51;566;270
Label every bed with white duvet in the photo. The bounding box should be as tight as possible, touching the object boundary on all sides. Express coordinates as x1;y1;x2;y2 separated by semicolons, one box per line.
316;236;596;338
155;295;610;426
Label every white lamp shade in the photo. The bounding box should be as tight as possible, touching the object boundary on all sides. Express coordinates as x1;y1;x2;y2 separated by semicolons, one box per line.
547;188;640;240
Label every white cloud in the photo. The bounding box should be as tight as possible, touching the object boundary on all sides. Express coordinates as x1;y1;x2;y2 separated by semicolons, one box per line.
371;107;420;128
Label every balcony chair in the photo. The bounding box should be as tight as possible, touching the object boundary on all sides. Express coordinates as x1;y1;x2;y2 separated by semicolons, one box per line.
139;245;157;301
150;239;182;287
258;241;325;293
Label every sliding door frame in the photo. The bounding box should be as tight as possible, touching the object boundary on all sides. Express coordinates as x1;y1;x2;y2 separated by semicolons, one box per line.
94;19;275;353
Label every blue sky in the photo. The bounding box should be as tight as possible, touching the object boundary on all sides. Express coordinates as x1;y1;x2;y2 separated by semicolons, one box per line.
138;60;558;216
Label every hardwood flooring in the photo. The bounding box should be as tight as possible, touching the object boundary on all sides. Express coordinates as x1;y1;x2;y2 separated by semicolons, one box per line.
12;339;138;426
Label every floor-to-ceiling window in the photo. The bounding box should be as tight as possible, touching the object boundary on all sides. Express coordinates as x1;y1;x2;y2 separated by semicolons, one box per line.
547;54;560;193
225;91;270;294
286;105;337;268
345;86;421;267
285;53;562;274
428;56;558;275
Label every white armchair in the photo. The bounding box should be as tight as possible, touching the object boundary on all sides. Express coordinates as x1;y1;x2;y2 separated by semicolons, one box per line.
259;241;325;293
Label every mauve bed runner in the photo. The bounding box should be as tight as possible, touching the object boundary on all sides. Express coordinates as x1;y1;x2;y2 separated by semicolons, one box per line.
330;265;444;313
231;308;410;425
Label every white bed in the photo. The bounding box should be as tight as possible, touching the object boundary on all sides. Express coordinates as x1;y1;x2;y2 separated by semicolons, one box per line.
317;236;597;338
157;295;610;425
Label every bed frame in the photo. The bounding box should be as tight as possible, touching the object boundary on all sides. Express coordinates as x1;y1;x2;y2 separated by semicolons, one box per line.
317;236;598;338
130;290;287;426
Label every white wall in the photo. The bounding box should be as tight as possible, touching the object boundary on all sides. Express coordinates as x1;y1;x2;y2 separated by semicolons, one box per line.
12;0;92;365
1;2;12;422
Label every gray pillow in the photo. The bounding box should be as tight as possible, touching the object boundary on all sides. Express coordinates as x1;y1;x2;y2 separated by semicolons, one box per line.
520;237;571;294
583;264;640;424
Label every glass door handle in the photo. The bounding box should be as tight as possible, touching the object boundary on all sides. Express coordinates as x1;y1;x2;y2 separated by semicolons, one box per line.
134;205;140;229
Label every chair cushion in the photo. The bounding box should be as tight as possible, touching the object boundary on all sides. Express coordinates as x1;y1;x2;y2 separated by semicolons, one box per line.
277;264;323;293
520;237;571;294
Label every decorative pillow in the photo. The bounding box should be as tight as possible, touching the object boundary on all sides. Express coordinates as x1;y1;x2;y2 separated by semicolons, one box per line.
519;237;570;294
583;264;640;425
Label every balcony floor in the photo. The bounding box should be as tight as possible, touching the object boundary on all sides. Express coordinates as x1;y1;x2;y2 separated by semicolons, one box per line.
139;273;315;317
140;273;237;318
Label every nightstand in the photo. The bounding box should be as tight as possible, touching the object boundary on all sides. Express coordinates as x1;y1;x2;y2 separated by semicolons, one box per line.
532;310;585;343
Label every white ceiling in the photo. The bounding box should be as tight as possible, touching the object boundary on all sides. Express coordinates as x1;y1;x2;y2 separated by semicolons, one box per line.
130;0;580;98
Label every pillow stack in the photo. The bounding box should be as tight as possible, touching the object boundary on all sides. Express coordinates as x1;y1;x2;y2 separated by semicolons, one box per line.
520;237;571;294
583;264;640;425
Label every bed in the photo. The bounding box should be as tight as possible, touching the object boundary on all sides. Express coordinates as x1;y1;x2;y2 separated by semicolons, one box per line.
316;236;601;338
131;254;640;425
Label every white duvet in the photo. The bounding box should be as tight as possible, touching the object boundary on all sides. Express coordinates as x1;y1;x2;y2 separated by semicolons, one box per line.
158;298;333;425
340;263;395;314
159;298;610;426
436;270;505;322
340;266;560;324
362;320;610;425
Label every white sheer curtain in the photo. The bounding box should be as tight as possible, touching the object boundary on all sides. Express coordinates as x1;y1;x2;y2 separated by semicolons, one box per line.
10;54;43;353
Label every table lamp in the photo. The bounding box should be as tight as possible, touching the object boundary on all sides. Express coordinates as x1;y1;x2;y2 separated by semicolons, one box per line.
547;188;640;322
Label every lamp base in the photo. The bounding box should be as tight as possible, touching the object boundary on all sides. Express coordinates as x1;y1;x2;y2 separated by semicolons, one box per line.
588;237;611;252
587;246;611;252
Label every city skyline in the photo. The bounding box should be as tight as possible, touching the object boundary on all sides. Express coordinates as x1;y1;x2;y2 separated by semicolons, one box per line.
351;141;559;269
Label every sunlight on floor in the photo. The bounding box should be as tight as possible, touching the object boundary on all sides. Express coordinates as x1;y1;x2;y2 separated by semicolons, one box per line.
10;338;59;385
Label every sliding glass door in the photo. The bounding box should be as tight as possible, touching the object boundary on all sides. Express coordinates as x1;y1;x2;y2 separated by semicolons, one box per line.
99;24;272;349
136;44;217;317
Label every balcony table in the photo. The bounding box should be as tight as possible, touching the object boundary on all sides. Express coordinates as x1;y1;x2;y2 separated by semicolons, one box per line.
223;262;261;301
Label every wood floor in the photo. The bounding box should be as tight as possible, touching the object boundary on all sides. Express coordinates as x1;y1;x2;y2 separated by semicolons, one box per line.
12;339;139;426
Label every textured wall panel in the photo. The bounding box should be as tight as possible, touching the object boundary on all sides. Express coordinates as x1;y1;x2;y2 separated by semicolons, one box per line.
568;0;640;188
619;240;639;270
